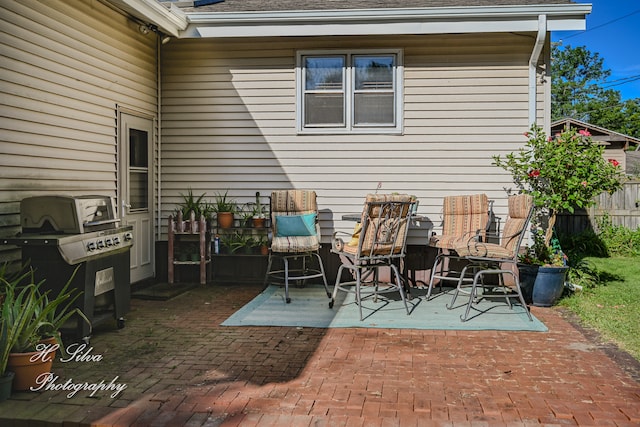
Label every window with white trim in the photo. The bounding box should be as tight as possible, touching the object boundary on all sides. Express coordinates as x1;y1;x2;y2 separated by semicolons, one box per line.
297;50;403;133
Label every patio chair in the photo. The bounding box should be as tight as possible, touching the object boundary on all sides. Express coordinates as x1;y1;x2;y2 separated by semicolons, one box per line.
449;193;534;322
329;193;418;321
426;193;490;299
264;189;330;304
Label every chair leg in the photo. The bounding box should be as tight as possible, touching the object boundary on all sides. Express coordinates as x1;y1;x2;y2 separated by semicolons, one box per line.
356;268;363;321
283;257;291;304
391;263;410;315
329;264;345;308
373;268;379;303
447;262;474;309
312;252;331;298
514;275;533;321
461;271;483;322
426;252;444;300
264;253;273;286
459;269;533;322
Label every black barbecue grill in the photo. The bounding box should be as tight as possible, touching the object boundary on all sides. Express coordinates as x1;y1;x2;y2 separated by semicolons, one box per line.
2;195;133;341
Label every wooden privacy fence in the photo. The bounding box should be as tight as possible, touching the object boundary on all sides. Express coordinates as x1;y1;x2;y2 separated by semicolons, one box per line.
556;180;640;234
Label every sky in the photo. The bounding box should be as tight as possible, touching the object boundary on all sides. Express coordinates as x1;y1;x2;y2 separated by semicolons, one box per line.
551;0;640;101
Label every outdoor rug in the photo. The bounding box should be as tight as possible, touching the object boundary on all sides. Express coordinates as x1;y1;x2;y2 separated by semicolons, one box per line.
221;284;548;331
132;282;199;301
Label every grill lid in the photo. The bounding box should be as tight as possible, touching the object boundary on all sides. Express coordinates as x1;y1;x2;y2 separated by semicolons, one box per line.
21;195;120;234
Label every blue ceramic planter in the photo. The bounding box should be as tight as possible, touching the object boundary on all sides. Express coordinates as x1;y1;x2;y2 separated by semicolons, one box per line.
532;266;568;307
518;263;539;304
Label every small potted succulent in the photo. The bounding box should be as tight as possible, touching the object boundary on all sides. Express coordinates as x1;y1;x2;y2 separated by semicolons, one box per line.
250;192;267;228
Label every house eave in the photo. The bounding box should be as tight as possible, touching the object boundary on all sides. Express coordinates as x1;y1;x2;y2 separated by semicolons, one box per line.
106;0;188;37
182;4;590;38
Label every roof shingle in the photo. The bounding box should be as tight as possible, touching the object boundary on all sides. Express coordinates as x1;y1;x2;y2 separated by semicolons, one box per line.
174;0;576;13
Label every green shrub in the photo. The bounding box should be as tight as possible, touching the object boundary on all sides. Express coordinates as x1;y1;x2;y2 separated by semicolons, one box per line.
559;228;609;258
595;214;640;257
558;215;640;289
565;257;601;289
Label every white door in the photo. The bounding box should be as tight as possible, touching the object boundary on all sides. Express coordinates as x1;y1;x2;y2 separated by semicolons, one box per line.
119;110;154;283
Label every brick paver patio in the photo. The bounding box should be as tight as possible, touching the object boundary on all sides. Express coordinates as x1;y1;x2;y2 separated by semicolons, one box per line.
0;283;638;426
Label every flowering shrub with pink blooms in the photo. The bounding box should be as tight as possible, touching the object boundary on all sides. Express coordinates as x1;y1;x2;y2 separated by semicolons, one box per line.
493;124;623;250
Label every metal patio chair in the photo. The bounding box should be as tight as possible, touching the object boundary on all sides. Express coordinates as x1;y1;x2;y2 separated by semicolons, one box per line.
426;193;490;300
329;193;418;321
264;189;330;304
449;193;534;322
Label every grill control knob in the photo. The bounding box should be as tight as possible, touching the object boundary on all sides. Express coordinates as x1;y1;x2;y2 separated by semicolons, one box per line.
105;238;113;247
113;236;121;245
97;240;105;249
87;241;97;251
124;232;133;241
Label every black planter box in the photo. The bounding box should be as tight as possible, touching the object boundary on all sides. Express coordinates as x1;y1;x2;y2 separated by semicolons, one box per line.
212;254;268;284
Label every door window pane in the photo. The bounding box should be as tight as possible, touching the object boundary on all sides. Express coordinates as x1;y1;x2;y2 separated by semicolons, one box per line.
130;129;148;168
129;128;149;211
129;171;148;210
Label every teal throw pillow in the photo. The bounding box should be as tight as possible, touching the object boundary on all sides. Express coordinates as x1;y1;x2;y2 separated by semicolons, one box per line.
276;213;317;237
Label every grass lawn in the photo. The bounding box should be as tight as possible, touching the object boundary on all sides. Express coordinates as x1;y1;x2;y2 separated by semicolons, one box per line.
559;256;640;360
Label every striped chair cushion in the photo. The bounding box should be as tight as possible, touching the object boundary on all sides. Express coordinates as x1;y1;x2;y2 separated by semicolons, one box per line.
271;190;316;215
454;242;513;259
453;194;532;260
270;190;321;253
271;234;321;253
430;193;489;249
429;234;468;249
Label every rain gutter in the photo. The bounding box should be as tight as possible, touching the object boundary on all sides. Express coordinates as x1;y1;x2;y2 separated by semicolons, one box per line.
182;4;590;38
529;14;547;127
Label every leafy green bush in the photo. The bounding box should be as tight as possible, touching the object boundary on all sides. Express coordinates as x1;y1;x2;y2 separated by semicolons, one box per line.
559;228;609;258
565;257;602;289
557;214;640;289
595;214;640;257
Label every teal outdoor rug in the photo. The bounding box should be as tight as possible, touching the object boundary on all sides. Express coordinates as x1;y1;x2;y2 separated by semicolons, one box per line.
221;284;548;331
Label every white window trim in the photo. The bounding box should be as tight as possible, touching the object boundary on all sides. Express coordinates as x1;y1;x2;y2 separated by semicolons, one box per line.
296;49;404;135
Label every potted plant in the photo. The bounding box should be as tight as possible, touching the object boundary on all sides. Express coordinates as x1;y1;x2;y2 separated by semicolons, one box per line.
212;190;236;229
175;243;200;262
255;234;270;256
176;188;212;221
1;264;90;393
228;231;254;254
239;204;254;227
493;124;623;305
248;192;266;228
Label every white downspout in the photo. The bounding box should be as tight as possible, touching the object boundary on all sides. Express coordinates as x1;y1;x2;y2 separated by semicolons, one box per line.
529;15;547;126
157;35;162;241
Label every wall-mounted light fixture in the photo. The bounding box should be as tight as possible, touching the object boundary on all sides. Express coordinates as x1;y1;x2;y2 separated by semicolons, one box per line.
138;21;172;44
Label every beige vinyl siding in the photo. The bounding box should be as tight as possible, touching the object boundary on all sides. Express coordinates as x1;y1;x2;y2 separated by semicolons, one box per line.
0;0;158;260
161;33;548;243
